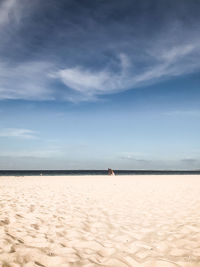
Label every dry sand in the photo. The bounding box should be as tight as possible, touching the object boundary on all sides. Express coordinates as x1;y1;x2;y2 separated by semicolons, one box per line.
0;175;200;267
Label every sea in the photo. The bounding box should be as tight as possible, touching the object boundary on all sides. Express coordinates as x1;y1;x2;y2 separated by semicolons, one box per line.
0;170;200;176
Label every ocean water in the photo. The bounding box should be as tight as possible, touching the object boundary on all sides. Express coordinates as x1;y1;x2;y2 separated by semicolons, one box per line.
0;170;200;176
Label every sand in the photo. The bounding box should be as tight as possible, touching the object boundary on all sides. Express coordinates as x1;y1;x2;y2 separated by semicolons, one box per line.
0;175;200;267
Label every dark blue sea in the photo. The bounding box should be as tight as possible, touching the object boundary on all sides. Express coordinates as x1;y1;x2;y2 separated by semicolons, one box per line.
0;170;200;176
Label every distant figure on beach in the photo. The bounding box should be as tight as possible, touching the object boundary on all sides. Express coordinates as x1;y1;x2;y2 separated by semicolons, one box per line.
108;168;115;176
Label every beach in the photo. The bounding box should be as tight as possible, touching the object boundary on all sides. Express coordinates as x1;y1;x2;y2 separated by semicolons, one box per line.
0;175;200;267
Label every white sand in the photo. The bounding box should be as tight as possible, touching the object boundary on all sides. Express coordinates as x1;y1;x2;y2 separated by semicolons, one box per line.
0;175;200;267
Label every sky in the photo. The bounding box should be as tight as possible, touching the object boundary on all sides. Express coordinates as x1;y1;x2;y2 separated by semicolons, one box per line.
0;0;200;170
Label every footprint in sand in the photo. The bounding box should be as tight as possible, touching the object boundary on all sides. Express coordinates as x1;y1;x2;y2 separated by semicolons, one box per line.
31;224;40;230
29;205;35;213
0;218;10;226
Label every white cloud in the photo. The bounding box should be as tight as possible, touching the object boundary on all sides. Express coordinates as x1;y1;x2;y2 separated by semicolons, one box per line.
164;110;200;117
0;41;200;102
0;0;18;26
52;53;129;98
52;41;200;101
0;149;61;158
57;68;111;94
0;144;65;158
0;128;38;139
119;152;151;161
52;54;132;101
0;61;54;100
160;44;197;63
0;3;200;103
0;0;36;28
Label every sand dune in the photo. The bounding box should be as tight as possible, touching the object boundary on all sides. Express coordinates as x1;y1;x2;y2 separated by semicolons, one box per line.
0;175;200;267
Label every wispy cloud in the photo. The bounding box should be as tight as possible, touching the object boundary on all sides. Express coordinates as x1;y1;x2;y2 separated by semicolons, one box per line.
181;158;198;163
0;61;54;100
52;41;200;101
51;53;129;101
0;128;38;139
0;149;62;158
119;152;151;163
0;0;36;28
164;110;200;117
0;0;200;102
0;0;18;26
1;42;200;102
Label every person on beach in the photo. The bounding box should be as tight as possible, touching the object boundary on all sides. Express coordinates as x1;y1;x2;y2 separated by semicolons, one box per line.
108;168;115;176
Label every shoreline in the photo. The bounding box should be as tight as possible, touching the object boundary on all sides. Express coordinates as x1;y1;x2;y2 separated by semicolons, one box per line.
0;169;200;177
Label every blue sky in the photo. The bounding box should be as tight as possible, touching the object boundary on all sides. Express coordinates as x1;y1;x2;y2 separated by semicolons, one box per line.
0;0;200;170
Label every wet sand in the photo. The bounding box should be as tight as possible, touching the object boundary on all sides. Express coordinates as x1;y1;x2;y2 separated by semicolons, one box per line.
0;175;200;267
